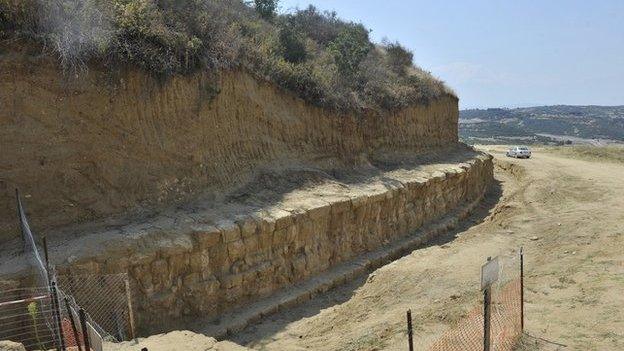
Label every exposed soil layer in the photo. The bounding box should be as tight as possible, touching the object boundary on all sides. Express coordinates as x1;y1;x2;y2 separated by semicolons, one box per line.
0;47;457;241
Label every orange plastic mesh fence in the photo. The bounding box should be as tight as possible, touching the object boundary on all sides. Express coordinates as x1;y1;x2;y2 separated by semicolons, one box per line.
428;250;522;351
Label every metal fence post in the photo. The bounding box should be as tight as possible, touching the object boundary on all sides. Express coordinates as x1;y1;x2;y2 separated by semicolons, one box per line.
51;282;66;351
483;285;491;351
520;247;524;332
407;309;414;351
125;277;136;340
482;256;493;351
79;308;91;351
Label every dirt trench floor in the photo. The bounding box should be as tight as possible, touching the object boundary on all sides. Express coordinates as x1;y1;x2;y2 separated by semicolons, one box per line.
224;146;623;351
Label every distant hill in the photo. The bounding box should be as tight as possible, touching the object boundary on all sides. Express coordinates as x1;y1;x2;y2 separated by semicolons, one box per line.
460;105;624;145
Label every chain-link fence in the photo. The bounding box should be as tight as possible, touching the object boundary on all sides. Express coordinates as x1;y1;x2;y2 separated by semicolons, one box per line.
57;273;134;342
424;248;524;351
1;277;133;351
3;192;135;351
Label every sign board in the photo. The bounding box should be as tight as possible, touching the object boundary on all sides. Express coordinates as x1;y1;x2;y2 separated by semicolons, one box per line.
481;256;500;290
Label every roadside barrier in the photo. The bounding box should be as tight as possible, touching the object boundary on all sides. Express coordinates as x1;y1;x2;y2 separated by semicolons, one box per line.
409;248;525;351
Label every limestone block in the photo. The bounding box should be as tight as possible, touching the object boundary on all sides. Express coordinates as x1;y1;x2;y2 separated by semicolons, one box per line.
272;228;288;246
330;199;352;215
292;254;307;277
225;286;244;303
208;245;230;274
151;289;177;309
217;220;241;243
257;227;273;250
269;208;294;230
297;219;315;244
229;260;246;275
192;224;222;249
70;259;100;275
161;235;194;256
183;272;200;287
151;259;169;286
227;240;245;261
236;216;257;238
222;273;243;290
104;256;129;274
168;254;190;278
242;270;258;292
189;251;211;276
431;170;446;182
306;203;331;221
133;266;154;293
255;214;276;236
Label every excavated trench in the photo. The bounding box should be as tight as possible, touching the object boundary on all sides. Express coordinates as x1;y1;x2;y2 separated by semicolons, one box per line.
1;147;493;338
0;51;493;341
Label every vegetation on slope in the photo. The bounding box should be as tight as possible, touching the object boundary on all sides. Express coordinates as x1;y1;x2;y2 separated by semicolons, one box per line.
459;105;624;144
0;0;453;112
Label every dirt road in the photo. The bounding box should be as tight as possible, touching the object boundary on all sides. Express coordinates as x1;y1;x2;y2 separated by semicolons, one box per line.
231;146;624;350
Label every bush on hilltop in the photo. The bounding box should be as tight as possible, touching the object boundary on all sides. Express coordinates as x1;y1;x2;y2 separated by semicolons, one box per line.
0;0;454;112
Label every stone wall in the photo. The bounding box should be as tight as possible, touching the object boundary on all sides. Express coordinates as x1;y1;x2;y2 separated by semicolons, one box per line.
0;48;458;241
56;152;492;334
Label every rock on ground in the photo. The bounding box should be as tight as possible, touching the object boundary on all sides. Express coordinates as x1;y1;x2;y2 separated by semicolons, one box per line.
0;341;26;351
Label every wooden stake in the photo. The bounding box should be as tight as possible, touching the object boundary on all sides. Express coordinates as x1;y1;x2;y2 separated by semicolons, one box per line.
483;256;492;351
407;309;414;351
520;247;525;332
483;286;491;351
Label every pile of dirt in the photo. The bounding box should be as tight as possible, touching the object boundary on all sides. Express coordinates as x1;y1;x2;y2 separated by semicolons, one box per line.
105;331;249;351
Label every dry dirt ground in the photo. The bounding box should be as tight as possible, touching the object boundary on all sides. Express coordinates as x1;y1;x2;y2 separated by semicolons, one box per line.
224;145;624;351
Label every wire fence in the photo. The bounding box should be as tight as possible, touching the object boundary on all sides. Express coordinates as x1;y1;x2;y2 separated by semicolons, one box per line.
57;273;134;342
1;277;133;351
0;287;58;351
3;191;135;351
424;248;524;351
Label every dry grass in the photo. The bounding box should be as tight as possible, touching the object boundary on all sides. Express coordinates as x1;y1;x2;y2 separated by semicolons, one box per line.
544;145;624;164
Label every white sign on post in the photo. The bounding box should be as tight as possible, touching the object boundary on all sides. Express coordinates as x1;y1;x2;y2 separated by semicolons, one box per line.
481;256;500;290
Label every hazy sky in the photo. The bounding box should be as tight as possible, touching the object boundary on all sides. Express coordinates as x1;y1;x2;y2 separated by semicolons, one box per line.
279;0;624;109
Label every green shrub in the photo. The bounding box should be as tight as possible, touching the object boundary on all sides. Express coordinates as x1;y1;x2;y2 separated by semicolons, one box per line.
328;24;371;77
284;5;344;46
253;0;278;20
278;24;307;63
1;0;453;112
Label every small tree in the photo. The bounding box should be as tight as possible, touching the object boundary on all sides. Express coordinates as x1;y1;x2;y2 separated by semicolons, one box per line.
254;0;278;20
328;25;371;77
279;25;307;63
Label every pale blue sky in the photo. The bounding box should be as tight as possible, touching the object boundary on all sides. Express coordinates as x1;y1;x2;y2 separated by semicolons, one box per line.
279;0;624;109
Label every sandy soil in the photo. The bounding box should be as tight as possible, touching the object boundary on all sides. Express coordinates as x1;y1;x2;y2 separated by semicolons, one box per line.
226;146;624;350
105;331;248;351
